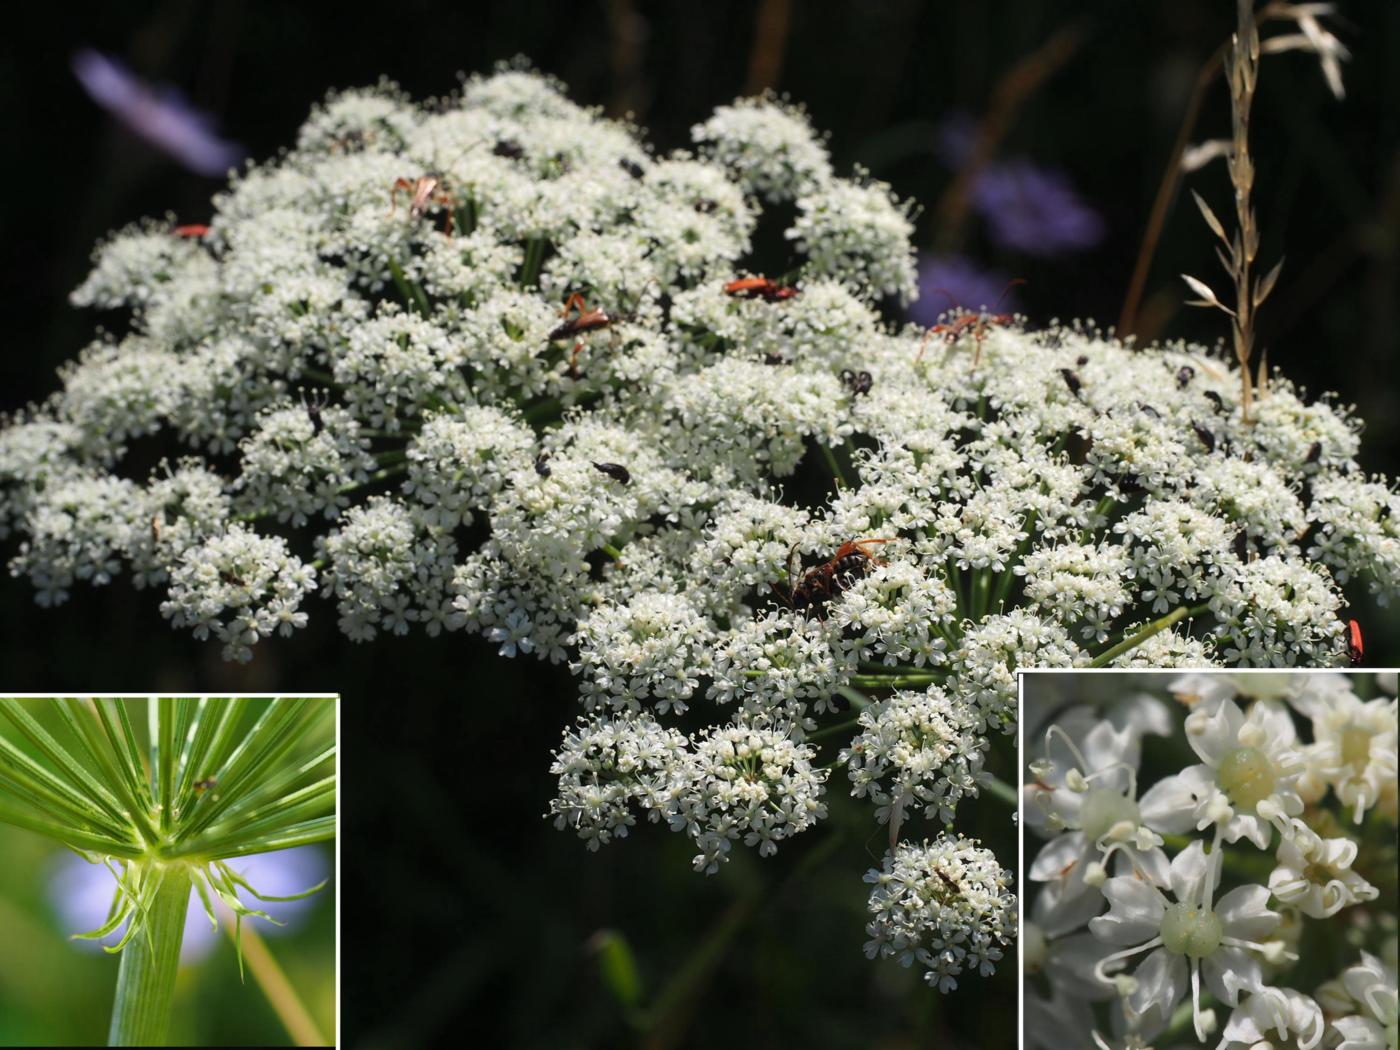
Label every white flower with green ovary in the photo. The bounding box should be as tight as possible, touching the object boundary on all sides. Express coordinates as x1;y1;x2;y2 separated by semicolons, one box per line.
1089;840;1281;1041
1138;697;1304;849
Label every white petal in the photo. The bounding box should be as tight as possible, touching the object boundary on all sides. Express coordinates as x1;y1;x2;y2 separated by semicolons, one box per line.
1204;945;1262;1005
1140;765;1214;833
1035;873;1109;938
1046;932;1118;1001
1223;812;1272;850
1122;844;1172;887
1126;947;1188;1031
1331;1015;1387;1050
1029;832;1087;882
1169;838;1214;905
1080;720;1136;791
1217;883;1279;942
1185;697;1244;766
1088;876;1164;946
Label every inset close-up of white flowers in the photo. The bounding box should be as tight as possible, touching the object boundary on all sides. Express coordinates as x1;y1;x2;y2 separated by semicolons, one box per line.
1022;671;1398;1050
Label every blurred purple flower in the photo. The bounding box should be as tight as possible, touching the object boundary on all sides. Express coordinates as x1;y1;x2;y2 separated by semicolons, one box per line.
934;111;1106;257
935;111;979;167
47;845;330;962
71;48;245;177
908;254;1021;327
971;161;1105;256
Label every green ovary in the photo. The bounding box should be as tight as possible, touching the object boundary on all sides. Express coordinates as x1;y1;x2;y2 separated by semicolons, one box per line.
1159;901;1224;958
1079;786;1141;841
1217;746;1276;810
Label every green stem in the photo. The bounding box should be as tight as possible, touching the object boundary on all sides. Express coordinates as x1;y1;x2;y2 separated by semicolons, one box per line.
1089;603;1211;667
818;443;849;490
989;510;1037;613
600;544;625;563
946;557;968;618
856;662;936;677
387;259;431;317
848;673;939;690
229;921;327;1047
108;861;191;1047
807;718;861;743
335;465;407;497
835;685;872;711
520;237;546;288
971;567;992;620
979;773;1018;808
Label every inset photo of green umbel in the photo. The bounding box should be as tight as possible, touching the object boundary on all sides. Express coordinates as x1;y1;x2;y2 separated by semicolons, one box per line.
0;695;336;1047
1020;672;1397;1050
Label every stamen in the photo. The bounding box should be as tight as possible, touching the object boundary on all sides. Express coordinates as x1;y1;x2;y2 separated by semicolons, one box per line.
1045;725;1093;782
1092;936;1164;986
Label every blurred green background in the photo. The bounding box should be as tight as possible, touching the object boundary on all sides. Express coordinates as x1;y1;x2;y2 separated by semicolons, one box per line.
1;3;1397;1048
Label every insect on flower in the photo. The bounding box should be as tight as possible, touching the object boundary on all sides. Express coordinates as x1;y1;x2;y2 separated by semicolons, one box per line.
841;369;873;396
773;538;890;618
1347;618;1363;666
389;173;458;236
723;275;799;303
172;223;210;238
934;865;962;893
300;388;329;436
592;462;631;485
915;279;1024;367
549;293;625;375
534;452;552;477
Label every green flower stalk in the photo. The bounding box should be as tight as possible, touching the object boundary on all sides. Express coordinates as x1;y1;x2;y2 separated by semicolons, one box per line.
0;695;335;1047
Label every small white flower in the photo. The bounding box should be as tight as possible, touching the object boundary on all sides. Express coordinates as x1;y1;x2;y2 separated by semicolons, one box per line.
1138;697;1305;848
1267;823;1378;918
1088;840;1277;1041
1216;985;1325;1050
1330;952;1399;1050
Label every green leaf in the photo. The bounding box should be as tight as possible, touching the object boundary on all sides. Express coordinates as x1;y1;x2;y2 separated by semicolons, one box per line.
591;929;644;1009
0;700;132;831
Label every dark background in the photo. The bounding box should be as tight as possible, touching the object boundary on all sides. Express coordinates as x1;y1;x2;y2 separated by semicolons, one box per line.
1;3;1397;1047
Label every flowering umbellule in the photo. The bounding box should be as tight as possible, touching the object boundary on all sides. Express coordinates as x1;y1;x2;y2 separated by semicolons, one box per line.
1023;672;1397;1047
2;63;1398;990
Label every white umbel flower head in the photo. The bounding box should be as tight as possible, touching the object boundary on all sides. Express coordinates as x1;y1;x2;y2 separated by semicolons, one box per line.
862;835;1016;992
673;722;828;873
841;686;987;827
